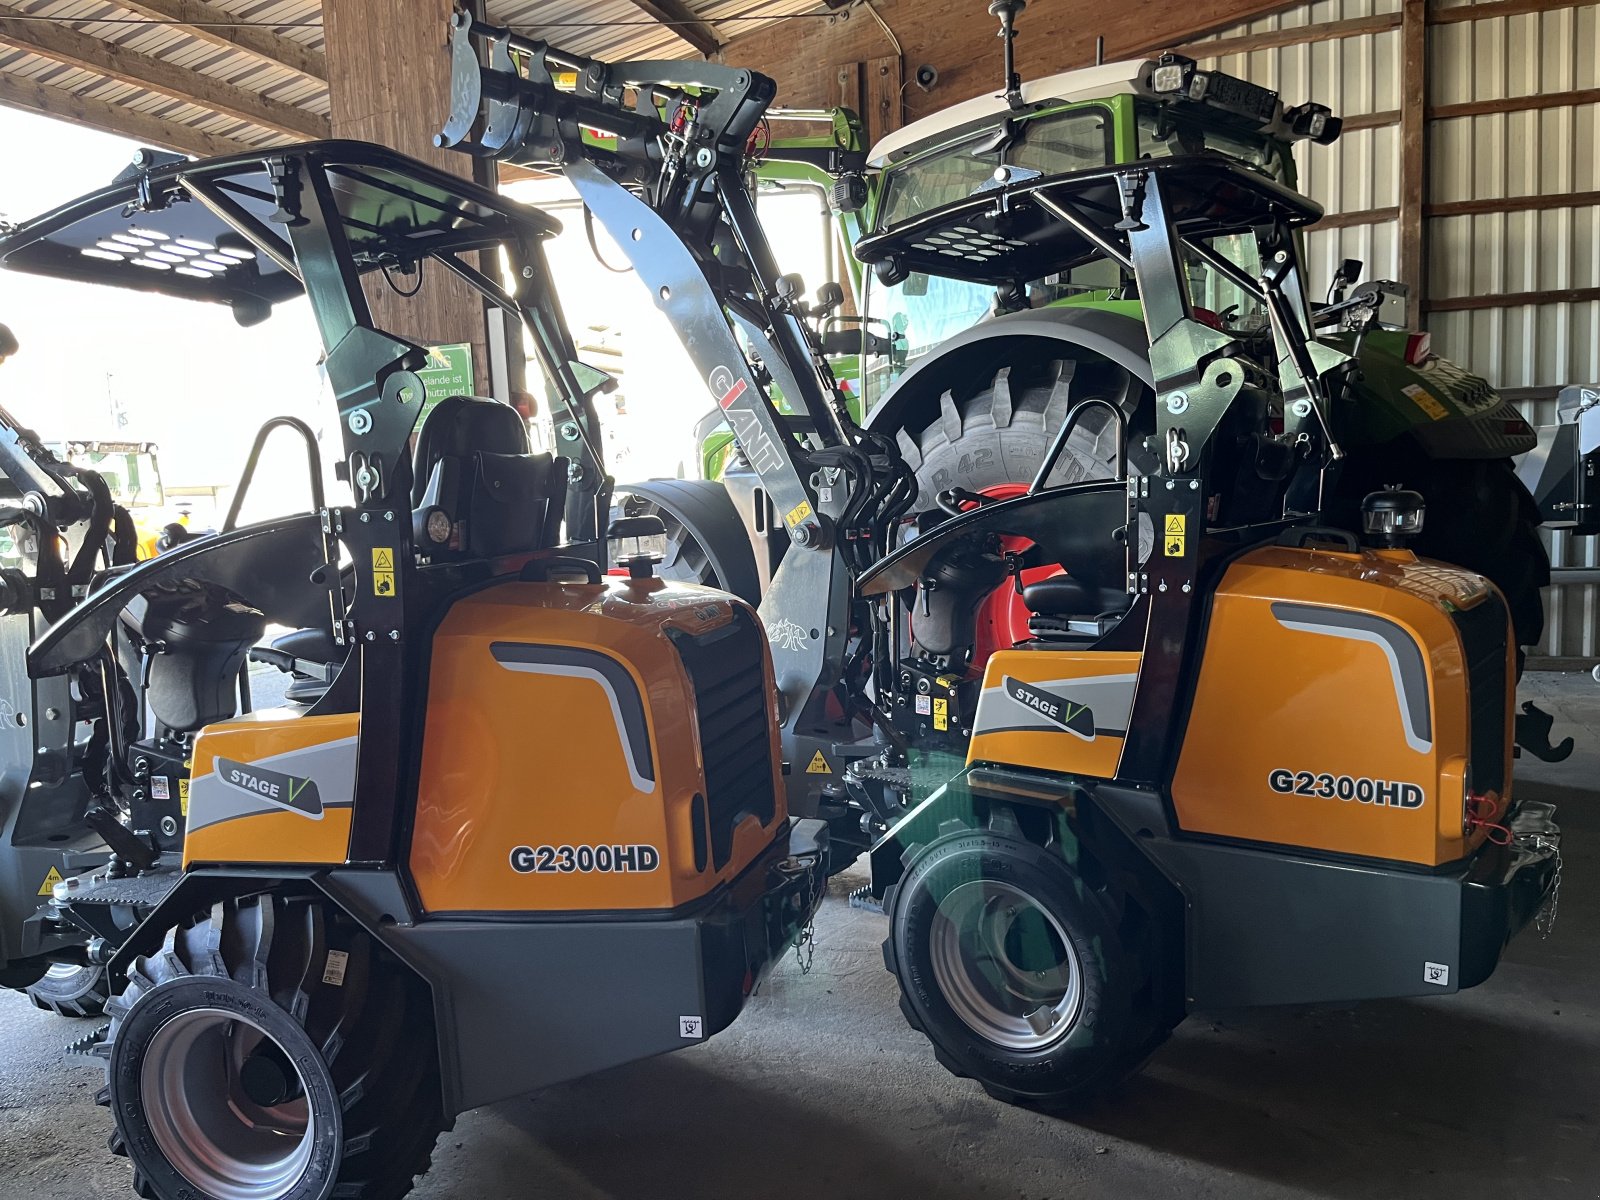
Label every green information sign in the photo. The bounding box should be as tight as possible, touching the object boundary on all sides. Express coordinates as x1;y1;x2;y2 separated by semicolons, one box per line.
417;343;475;423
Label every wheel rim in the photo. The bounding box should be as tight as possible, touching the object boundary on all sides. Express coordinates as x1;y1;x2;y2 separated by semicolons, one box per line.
140;1007;317;1200
928;878;1083;1051
45;962;84;982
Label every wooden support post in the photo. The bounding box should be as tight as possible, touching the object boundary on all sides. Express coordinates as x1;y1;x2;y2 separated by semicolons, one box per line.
835;62;864;128
866;54;904;144
322;0;507;398
1399;0;1428;326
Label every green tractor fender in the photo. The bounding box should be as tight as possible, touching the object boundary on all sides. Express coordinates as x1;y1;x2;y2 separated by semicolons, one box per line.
1330;328;1538;458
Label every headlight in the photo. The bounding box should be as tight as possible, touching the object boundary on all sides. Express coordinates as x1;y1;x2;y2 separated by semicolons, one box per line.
1308;111;1327;137
1188;73;1210;100
1152;63;1187;93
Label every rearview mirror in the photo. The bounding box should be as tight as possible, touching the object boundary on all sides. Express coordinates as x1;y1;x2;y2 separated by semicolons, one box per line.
570;360;618;398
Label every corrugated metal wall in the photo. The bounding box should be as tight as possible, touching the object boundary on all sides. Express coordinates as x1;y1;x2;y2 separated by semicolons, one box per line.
1192;0;1600;660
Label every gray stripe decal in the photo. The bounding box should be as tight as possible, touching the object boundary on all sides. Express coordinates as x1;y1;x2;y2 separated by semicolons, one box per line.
972;672;1138;741
188;735;358;833
491;642;656;793
1270;602;1433;753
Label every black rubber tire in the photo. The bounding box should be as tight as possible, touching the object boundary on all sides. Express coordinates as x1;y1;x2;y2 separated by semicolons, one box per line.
1328;450;1550;651
897;360;1549;653
895;357;1153;513
884;819;1162;1109
612;479;763;607
26;962;109;1018
98;892;442;1200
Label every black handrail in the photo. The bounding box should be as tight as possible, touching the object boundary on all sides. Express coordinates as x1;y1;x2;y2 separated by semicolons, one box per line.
1029;398;1128;494
222;415;325;533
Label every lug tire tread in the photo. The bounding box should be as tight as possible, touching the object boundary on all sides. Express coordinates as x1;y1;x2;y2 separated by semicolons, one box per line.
99;893;442;1200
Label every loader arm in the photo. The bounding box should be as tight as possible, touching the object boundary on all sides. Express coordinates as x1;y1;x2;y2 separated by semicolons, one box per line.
439;12;918;796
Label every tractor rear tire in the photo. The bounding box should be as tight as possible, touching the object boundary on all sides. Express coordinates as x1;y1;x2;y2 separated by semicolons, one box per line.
899;362;1549;654
26;962;109;1018
895;357;1152;512
98;892;442;1200
884;817;1172;1110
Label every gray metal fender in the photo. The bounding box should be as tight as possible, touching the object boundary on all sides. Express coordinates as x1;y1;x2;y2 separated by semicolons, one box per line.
862;306;1155;441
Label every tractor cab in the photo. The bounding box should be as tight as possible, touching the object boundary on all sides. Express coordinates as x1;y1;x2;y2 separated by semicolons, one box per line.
852;52;1341;409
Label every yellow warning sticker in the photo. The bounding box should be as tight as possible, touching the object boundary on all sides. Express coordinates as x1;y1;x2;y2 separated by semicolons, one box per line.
179;778;190;817
805;750;831;775
1402;383;1448;422
933;697;949;731
37;867;63;897
1164;533;1186;557
1165;514;1186;536
371;547;396;597
784;500;813;528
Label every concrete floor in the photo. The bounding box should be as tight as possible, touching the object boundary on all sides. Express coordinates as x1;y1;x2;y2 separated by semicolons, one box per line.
3;672;1598;1200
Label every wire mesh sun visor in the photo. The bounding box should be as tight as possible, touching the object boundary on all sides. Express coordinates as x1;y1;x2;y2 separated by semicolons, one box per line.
855;156;1323;288
857;481;1130;597
0;141;557;319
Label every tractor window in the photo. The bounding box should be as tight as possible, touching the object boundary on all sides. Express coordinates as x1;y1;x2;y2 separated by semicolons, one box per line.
1184;232;1269;332
859;270;992;411
65;447;164;508
878;107;1113;229
1135;105;1286;180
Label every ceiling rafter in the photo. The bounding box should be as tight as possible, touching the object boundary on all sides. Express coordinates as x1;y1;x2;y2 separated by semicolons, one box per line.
0;68;260;158
0;10;327;139
109;0;327;82
617;0;722;57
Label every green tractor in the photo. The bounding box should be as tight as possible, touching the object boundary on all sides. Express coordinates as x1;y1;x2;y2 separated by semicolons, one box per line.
703;37;1548;663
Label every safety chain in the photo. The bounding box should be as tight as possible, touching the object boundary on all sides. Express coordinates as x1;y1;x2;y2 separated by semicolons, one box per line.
1536;841;1563;939
794;921;815;975
792;854;819;975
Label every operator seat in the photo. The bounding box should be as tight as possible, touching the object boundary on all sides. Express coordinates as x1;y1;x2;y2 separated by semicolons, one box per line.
258;396;562;706
411;395;564;558
1020;575;1133;643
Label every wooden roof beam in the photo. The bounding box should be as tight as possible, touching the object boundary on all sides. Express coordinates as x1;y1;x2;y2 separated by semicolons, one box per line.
0;11;327;139
111;0;326;82
0;70;258;159
617;0;721;57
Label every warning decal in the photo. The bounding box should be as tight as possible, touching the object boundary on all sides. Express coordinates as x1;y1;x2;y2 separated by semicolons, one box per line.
805;750;831;775
1403;383;1448;422
371;546;396;597
785;500;814;528
37;867;63;897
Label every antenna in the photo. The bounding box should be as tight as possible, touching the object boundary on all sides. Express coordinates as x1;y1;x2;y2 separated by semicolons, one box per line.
1095;36;1105;66
988;0;1027;110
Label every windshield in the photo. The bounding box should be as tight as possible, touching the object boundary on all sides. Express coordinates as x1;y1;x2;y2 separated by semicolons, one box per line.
877;106;1113;229
1135;103;1287;180
66;447;163;507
